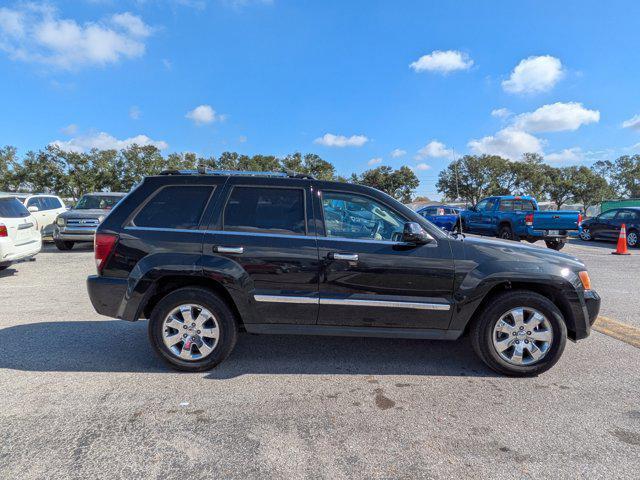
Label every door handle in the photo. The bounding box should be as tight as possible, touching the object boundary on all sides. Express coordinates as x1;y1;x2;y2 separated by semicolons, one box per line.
329;252;358;262
214;246;244;254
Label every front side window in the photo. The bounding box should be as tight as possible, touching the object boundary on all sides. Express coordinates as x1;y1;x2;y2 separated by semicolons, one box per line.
599;210;617;220
133;185;213;230
476;199;496;212
321;191;405;241
75;195;122;210
44;197;62;210
223;187;306;235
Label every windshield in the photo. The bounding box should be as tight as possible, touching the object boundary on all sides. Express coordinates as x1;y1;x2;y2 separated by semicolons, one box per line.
75;195;122;210
0;198;30;218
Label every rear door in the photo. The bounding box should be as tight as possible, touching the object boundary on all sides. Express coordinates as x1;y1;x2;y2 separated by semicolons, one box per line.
613;210;639;237
203;178;319;325
315;185;454;329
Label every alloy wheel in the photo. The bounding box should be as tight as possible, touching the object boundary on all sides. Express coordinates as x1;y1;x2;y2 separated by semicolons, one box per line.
492;307;554;366
580;228;591;241
628;231;638;247
162;304;220;361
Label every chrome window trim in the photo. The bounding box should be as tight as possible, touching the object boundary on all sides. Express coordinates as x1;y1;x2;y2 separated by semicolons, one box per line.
253;294;450;311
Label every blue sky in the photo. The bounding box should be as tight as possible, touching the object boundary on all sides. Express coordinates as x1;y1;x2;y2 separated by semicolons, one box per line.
1;0;640;198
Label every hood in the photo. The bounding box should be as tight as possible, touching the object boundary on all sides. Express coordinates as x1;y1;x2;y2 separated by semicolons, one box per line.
460;235;585;270
59;208;110;219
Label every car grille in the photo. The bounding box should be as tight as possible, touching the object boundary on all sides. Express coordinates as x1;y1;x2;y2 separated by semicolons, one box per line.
66;218;100;227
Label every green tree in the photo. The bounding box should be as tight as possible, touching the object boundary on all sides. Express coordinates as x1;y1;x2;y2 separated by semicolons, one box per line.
282;152;337;180
545;166;574;209
593;155;640;198
353;165;419;203
514;153;552;200
569;166;614;213
13;148;66;194
0;146;19;191
118;145;165;191
437;154;511;204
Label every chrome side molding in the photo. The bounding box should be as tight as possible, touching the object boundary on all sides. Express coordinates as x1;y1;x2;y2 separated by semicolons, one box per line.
253;295;450;311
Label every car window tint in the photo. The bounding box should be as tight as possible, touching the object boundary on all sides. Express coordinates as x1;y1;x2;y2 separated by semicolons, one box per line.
321;191;405;241
616;210;638;220
499;200;514;211
514;200;535;211
133;185;213;230
44;197;62;210
223;187;306;235
599;210;617;220
0;198;30;218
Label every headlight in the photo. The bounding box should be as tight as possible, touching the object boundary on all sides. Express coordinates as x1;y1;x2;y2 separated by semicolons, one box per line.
98;215;105;223
56;217;65;227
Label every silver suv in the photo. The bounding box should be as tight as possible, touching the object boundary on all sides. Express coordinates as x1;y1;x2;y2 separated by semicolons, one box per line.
53;192;126;250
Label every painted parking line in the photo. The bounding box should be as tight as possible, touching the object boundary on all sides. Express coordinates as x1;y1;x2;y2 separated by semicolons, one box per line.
593;316;640;349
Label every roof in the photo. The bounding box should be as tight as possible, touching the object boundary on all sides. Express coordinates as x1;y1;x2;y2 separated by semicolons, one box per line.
158;168;315;180
83;192;127;196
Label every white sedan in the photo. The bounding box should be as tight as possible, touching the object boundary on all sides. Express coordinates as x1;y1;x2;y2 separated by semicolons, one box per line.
0;197;42;271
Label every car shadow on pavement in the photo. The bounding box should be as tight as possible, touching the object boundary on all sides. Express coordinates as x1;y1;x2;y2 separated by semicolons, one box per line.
0;267;17;278
0;320;496;377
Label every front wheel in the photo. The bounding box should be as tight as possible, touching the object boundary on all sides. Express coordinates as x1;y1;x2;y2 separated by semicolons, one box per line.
579;228;591;241
148;287;238;372
54;240;74;250
470;290;567;376
545;240;565;250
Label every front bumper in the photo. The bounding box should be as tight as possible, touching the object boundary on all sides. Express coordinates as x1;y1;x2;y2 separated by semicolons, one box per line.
584;289;601;326
54;225;96;242
87;275;128;319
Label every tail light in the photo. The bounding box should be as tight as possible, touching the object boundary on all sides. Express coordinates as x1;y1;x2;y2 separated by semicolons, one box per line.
0;224;7;237
525;213;534;226
94;233;118;274
578;213;583;226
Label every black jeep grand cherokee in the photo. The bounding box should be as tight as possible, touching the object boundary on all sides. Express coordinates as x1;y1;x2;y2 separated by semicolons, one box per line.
87;170;600;376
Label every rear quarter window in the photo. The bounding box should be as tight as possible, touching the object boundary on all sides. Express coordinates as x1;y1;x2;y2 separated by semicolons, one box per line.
132;185;213;230
223;186;306;235
0;198;30;218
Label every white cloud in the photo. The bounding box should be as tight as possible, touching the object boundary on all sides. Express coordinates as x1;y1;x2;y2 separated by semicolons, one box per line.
314;133;368;147
238;135;247;143
0;5;152;70
413;163;431;171
546;147;583;164
491;108;511;119
50;132;168;152
468;127;543;160
390;148;406;158
367;157;382;166
129;105;141;120
502;55;564;94
622;114;640;131
409;50;473;74
415;140;453;160
514;102;599;133
185;105;223;125
61;123;77;135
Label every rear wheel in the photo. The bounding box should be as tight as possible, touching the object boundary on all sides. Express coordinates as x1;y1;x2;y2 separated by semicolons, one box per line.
499;225;519;241
54;240;74;250
545;239;565;250
627;229;638;248
148;287;238;372
470;290;567;376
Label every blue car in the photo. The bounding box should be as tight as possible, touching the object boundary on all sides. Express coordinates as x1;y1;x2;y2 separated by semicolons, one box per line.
417;205;461;231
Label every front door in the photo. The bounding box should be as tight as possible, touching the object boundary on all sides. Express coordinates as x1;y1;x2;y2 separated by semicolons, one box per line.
591;209;618;239
203;178;320;325
315;187;455;329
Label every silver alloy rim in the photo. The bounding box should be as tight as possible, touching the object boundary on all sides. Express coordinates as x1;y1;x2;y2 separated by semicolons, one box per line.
492;307;554;366
162;304;220;361
628;232;638;247
580;228;591;240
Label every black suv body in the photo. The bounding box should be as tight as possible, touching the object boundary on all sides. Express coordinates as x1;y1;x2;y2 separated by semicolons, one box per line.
87;171;600;376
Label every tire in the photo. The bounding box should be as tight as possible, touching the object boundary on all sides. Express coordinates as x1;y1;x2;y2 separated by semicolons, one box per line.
544;240;565;251
55;240;74;250
498;225;519;241
627;229;639;248
579;228;591;241
470;290;567;377
148;287;238;372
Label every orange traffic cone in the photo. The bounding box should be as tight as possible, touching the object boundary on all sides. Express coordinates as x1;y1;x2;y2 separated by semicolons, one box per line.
612;223;630;255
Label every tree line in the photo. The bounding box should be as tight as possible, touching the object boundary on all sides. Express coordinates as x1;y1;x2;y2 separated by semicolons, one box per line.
0;144;420;202
437;153;640;212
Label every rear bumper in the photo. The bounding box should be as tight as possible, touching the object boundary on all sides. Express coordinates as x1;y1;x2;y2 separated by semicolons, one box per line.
87;275;128;319
0;238;42;266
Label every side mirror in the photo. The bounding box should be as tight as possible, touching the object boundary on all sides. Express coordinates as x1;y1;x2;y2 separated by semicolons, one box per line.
28;205;39;213
402;222;433;244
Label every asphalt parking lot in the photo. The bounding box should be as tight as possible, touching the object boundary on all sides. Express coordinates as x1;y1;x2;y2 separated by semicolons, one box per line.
1;240;639;479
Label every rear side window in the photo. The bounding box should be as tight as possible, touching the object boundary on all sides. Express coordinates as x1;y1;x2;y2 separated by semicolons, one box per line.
514;200;535;211
499;200;514;211
223;187;306;235
133;185;213;230
0;198;30;218
616;210;640;221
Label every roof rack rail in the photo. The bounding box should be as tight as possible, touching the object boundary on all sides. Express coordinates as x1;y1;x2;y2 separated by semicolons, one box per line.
159;168;315;180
